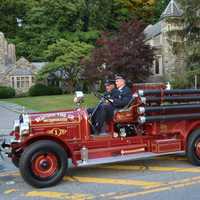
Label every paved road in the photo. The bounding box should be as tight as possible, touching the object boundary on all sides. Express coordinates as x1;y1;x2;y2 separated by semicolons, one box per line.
1;105;200;200
0;104;18;136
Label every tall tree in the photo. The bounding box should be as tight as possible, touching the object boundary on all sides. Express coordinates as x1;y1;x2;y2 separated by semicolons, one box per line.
152;0;170;23
182;0;200;70
0;0;26;38
38;39;94;92
0;0;165;61
167;0;200;88
84;20;154;83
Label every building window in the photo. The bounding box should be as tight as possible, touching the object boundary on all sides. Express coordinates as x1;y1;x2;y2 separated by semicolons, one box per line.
11;76;33;89
11;77;15;88
153;55;163;76
17;77;20;88
155;59;160;74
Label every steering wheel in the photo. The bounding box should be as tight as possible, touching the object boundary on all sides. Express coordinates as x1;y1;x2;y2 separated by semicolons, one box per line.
101;95;114;104
93;91;114;104
90;95;113;119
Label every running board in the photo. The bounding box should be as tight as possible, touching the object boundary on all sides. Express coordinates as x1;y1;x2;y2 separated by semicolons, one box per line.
77;151;185;167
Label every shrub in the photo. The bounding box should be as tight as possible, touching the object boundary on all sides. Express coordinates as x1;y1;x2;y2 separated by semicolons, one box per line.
29;84;62;96
47;85;62;95
29;84;48;96
0;86;15;99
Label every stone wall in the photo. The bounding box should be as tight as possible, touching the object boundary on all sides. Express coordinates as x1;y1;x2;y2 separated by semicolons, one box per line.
0;32;16;73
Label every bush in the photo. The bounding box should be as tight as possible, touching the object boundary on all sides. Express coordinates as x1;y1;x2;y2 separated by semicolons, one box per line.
0;86;15;99
29;84;48;96
29;84;62;96
47;85;62;95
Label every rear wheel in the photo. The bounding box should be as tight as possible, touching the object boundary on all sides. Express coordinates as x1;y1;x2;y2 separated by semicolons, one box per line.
19;140;68;188
187;129;200;166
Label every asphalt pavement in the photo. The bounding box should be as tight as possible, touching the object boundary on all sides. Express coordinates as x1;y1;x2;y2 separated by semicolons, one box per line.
0;103;19;136
0;102;200;200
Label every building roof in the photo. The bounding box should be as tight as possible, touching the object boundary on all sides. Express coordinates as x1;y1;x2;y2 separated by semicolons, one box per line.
144;21;162;40
13;68;34;76
8;57;37;76
32;62;48;71
160;0;183;19
144;0;183;41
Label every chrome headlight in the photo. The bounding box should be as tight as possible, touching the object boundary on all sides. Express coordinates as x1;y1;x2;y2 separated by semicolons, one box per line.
13;119;20;131
19;114;30;136
20;123;29;135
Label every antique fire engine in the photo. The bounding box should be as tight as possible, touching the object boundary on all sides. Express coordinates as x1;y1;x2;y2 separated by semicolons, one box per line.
2;83;200;188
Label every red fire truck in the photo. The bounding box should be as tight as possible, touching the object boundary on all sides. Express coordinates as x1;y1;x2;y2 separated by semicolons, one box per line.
2;83;200;188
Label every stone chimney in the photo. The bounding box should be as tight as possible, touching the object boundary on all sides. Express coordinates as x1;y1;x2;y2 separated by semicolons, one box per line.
0;32;16;73
0;32;5;72
7;43;16;65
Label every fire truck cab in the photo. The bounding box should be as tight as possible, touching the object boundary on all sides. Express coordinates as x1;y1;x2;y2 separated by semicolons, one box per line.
2;83;200;188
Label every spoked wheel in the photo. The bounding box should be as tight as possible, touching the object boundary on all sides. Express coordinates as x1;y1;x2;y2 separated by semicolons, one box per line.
31;152;58;178
19;140;68;188
187;129;200;166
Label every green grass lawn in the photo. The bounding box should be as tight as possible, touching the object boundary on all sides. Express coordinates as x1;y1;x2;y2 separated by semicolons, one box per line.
2;94;98;112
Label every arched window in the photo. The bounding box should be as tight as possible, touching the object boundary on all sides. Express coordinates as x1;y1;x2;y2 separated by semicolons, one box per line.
153;55;163;76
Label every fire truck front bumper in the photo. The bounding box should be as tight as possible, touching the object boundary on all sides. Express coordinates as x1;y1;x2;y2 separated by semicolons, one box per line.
0;137;20;158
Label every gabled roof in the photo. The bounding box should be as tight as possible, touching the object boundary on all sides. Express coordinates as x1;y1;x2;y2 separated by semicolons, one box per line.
144;21;162;40
160;0;183;19
8;57;37;76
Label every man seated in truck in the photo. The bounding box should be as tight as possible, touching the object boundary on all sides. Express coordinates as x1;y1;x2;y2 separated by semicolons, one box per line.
87;79;119;117
93;75;132;135
87;79;119;132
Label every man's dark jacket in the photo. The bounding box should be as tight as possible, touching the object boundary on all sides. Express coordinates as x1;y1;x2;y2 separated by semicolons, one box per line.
104;88;119;99
111;86;132;109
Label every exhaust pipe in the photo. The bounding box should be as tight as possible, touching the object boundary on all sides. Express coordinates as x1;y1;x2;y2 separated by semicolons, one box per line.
138;89;200;97
138;113;200;124
138;104;200;114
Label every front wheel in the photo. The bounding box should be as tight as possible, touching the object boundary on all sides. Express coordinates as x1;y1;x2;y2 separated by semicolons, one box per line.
19;140;68;188
187;129;200;166
12;156;19;168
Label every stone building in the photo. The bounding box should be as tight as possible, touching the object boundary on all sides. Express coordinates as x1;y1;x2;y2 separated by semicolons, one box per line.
0;32;42;94
0;32;16;73
144;0;184;82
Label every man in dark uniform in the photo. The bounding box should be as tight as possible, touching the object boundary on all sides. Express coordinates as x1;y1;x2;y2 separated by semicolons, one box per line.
103;79;119;99
87;79;119;120
94;75;132;135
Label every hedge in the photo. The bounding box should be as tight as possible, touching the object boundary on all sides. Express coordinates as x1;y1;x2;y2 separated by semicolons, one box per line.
0;86;15;99
29;84;62;96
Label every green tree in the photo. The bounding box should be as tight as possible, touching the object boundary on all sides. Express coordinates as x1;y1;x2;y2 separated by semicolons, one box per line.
38;39;94;93
152;0;170;23
1;0;166;61
169;0;200;88
0;0;26;37
182;0;200;70
84;20;154;84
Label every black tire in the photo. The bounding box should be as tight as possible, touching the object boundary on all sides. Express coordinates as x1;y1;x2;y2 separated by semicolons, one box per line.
187;129;200;166
19;140;68;188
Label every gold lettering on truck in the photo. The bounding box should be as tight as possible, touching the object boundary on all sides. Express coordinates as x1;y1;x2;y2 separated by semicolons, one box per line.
48;128;67;136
